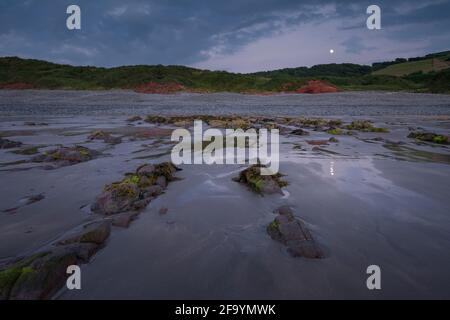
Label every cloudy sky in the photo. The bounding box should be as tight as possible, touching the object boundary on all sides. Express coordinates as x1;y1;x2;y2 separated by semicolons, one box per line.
0;0;449;72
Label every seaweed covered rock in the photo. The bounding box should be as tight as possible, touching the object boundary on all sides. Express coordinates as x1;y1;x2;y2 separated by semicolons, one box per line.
91;162;180;215
346;120;388;133
0;137;22;149
267;206;323;259
233;164;287;195
0;249;77;300
87;130;122;145
0;220;113;300
32;146;99;167
407;131;448;144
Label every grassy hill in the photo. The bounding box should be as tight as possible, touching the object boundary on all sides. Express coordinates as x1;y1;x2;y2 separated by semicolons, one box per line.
373;58;450;76
372;51;450;76
0;51;449;93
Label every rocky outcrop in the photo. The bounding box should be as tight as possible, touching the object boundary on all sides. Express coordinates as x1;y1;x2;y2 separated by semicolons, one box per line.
408;131;448;144
32;146;99;168
91;162;180;215
0;220;113;300
135;82;185;94
233;164;287;195
87;130;122;145
267;206;323;259
345;120;389;133
295;80;338;94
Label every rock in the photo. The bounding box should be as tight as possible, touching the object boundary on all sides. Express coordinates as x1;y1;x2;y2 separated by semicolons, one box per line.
408;131;448;144
306;140;329;146
88;130;122;145
126;116;142;122
58;220;111;245
63;242;100;263
111;212;139;228
8;249;77;300
295;80;338;94
32;146;97;165
290;128;309;136
91;183;140;215
159;207;168;215
136;164;155;176
12;146;40;155
91;162;180;215
267;206;323;259
346;120;388;133
274;205;294;218
142;185;163;198
0;138;22;149
328;137;339;143
24;194;45;205
233;164;287;195
156;175;167;188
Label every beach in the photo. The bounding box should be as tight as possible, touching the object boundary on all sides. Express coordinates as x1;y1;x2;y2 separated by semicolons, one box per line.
1;90;450;299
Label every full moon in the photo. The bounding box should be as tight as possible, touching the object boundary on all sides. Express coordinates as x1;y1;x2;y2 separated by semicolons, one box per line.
329;49;334;54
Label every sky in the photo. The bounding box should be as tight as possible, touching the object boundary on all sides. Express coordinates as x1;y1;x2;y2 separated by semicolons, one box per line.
0;0;449;73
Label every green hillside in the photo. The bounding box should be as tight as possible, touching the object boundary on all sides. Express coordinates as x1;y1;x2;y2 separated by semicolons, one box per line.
373;58;450;76
0;51;449;93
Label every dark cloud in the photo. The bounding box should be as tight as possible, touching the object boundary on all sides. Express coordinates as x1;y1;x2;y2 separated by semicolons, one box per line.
0;0;449;71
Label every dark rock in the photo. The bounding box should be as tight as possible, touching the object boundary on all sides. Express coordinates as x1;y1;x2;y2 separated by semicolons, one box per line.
290;128;309;136
58;220;111;245
267;206;323;259
0;138;22;149
92;162;180;215
137;164;155;176
8;249;77;300
111;212;139;228
156;175;167;188
91;183;140;215
32;146;97;165
127;116;143;122
88;130;122;145
233;164;287;195
306;140;329;146
328;137;339;143
408;131;448;144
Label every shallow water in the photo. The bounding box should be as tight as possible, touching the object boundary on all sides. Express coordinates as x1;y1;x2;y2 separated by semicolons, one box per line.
0;90;450;299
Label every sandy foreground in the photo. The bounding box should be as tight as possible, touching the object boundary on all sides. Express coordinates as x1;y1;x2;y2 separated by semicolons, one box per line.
1;93;450;299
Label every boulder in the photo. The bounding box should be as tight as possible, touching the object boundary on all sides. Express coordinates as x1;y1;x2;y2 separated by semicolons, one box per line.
267;206;323;259
233;165;287;195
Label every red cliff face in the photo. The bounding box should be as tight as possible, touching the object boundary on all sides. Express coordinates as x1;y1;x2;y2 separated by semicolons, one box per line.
134;82;185;94
295;80;338;94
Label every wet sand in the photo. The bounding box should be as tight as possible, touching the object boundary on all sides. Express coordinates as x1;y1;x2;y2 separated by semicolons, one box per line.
1;91;450;299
